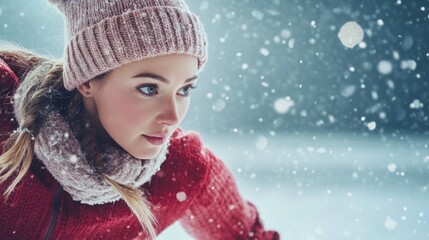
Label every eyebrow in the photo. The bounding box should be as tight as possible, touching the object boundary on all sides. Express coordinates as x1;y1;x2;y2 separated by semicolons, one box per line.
131;72;198;83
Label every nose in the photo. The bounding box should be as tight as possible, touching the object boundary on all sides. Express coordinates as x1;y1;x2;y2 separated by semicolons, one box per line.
157;96;180;126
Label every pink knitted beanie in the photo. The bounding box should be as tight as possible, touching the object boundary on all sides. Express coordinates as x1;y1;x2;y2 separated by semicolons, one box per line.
48;0;208;91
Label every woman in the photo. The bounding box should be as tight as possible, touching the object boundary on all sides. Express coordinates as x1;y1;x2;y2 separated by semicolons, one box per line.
0;0;280;239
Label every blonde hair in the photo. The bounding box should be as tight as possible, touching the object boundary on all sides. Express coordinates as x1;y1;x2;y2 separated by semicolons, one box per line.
0;41;157;239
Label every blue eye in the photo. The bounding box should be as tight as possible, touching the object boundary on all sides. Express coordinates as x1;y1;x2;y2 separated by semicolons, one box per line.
178;85;197;96
138;84;158;96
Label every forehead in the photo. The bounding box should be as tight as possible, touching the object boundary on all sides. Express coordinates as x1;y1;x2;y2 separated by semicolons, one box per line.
111;54;198;78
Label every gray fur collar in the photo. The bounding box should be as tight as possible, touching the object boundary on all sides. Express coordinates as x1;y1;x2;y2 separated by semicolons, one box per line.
33;107;169;205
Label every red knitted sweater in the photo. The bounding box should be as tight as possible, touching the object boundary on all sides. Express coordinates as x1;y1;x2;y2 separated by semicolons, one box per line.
0;59;280;239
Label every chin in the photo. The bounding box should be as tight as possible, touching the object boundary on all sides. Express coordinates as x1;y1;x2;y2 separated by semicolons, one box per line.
131;148;161;160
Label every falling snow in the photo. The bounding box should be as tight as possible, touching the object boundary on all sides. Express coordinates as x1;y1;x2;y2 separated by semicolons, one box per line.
384;217;398;230
280;29;291;39
410;99;424;109
273;97;294;114
212;99;226;112
255;136;268;151
176;192;187;202
199;1;209;10
2;1;428;240
367;121;377;131
340;85;356;98
337;21;364;48
387;163;397;172
378;60;393;75
259;48;269;56
251;10;264;20
69;154;78;164
400;60;417;70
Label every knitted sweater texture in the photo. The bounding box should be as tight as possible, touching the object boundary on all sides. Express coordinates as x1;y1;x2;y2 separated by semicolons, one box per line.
0;59;280;239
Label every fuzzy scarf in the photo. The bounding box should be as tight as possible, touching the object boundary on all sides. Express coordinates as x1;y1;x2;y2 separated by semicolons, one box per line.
34;108;169;205
13;62;169;205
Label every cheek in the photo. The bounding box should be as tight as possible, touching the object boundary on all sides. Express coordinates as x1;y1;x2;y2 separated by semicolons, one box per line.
96;90;148;135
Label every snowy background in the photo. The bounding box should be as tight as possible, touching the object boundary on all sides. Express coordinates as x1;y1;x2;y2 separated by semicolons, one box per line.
1;0;428;239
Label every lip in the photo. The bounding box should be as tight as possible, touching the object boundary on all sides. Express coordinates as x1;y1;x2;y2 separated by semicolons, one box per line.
142;134;166;145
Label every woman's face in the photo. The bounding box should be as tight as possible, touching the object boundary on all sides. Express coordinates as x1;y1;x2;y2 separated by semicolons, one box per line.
78;54;198;159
